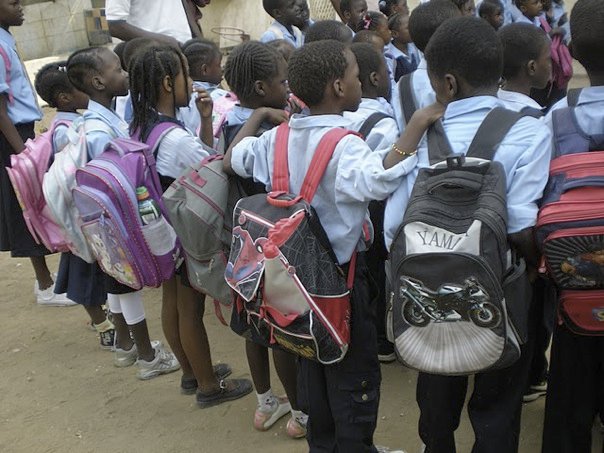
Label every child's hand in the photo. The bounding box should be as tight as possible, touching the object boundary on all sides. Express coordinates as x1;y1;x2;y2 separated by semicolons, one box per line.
194;88;214;119
287;97;304;115
260;107;289;125
413;102;445;128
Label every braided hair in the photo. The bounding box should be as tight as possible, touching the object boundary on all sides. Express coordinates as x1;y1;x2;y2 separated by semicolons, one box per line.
223;41;282;103
66;47;106;95
34;60;72;108
358;10;388;31
128;45;188;140
182;38;221;78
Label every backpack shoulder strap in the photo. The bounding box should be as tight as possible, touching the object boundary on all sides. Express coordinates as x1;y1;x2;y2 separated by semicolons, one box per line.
539;16;552;33
466;108;525;160
358;112;391;139
272;122;290;193
566;88;581;107
427;120;454;165
0;46;13;105
299;128;356;203
520;106;544;118
398;73;416;125
144;121;181;157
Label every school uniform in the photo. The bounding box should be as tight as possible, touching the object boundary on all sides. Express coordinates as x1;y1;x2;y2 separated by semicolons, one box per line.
497;89;543;114
231;113;417;451
542;87;604;453
260;20;304;48
178;81;229;136
383;96;551;453
384;42;420;84
0;28;47;257
342;97;399;151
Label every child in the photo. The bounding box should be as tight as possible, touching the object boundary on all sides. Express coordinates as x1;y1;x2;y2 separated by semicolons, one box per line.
386;12;420;82
353;30;387;54
224;38;427;453
498;23;551;113
514;0;543;26
390;0;460;131
340;0;369;33
260;0;304;48
304;19;354;43
128;44;252;407
267;39;296;62
379;0;409;17
479;0;505;30
359;11;391;46
450;0;477;16
385;17;551;452
293;0;314;36
542;1;604;450
34;62;114;348
66;47;180;380
221;40;307;437
179;38;229;137
0;0;72;306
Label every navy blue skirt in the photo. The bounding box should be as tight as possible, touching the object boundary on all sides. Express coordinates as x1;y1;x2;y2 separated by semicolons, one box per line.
55;252;107;306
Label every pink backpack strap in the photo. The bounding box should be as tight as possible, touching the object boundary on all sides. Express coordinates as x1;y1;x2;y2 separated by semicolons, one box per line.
0;46;13;105
272;122;291;193
300;128;355;203
539;16;552;33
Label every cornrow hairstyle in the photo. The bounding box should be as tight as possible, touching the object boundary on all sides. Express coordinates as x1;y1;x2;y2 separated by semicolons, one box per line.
358;10;387;31
66;47;107;95
288;39;348;107
388;11;405;31
379;0;401;16
304;20;353;43
426;16;502;90
128;45;188;140
182;38;221;76
498;23;548;80
223;41;282;103
34;60;72;108
263;0;285;16
570;0;604;73
350;42;383;88
113;41;127;71
408;0;460;52
122;37;160;72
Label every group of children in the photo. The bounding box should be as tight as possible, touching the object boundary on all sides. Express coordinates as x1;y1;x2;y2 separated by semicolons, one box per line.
1;0;603;451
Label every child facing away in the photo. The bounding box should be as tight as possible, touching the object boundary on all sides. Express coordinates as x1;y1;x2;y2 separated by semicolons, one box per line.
541;0;604;450
224;38;436;453
384;17;551;452
128;44;252;407
33;62;115;348
0;0;73;306
358;10;391;46
66;47;180;381
385;12;420;83
479;0;505;30
219;40;307;438
379;0;409;17
260;0;304;48
304;19;354;44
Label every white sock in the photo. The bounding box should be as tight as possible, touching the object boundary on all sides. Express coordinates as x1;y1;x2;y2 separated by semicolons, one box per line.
256;388;276;411
291;409;308;426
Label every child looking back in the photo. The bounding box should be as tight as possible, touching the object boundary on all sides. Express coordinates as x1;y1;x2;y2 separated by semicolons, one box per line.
386;12;420;82
260;0;304;48
479;0;505;30
34;62;114;348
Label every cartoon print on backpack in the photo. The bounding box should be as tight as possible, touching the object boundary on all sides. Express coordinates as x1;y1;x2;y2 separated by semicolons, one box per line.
559;247;604;287
399;276;502;328
85;229;138;288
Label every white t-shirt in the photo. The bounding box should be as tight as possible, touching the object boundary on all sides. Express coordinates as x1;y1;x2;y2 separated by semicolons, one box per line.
106;0;192;44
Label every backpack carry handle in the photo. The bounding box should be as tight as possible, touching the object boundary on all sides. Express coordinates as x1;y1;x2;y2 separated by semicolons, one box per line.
427;171;484;194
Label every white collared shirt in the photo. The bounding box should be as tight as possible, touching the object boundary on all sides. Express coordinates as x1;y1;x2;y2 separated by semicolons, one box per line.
260;20;304;48
343;97;399;151
497;89;543;113
83;100;129;159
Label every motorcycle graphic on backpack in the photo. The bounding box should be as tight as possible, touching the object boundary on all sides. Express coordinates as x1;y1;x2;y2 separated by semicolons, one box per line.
400;276;502;329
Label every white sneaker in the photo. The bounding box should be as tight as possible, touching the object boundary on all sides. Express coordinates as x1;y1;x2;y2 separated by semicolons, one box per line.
136;343;180;380
253;396;291;431
35;278;76;307
115;340;160;368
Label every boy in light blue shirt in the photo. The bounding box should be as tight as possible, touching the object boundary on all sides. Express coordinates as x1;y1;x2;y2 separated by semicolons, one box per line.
260;0;304;48
385;17;551;451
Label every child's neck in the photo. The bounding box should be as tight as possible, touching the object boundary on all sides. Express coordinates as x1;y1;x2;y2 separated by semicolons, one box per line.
276;19;294;33
393;41;409;54
361;89;378;100
90;94;115;110
453;87;498;102
308;99;344;116
156;97;176;119
0;24;9;32
240;99;268;110
502;78;532;97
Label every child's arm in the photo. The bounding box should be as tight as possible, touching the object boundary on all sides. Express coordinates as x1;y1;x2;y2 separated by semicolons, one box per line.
194;88;214;147
0;96;25;153
383;102;445;169
223;107;288;174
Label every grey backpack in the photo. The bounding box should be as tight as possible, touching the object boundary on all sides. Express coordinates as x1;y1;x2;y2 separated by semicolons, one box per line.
388;108;530;375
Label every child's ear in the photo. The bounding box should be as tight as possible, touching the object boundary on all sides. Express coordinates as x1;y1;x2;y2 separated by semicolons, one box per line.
332;76;345;99
369;70;379;88
57;91;71;107
254;80;266;97
443;73;459;100
200;63;208;75
162;75;174;93
91;74;104;91
527;59;537;76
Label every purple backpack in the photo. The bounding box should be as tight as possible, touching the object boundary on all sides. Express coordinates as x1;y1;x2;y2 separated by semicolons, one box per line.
72;123;182;290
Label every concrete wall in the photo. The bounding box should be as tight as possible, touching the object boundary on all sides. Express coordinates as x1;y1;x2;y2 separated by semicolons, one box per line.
13;0;93;61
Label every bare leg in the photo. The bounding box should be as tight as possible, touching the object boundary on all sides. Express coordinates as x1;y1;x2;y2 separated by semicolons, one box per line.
161;276;192;377
83;305;107;325
273;349;300;409
129;319;155;362
30;256;52;290
246;341;271;394
112;312;133;351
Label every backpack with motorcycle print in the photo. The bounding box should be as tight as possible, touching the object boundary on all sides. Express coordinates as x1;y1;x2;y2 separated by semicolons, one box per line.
536;89;604;336
388;108;529;376
225;123;357;365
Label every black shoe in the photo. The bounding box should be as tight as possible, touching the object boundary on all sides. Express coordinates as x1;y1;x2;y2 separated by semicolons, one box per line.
180;363;233;395
196;378;253;409
378;340;396;363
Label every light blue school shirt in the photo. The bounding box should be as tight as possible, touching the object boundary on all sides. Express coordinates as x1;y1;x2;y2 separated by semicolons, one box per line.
178;81;230;135
384;96;552;250
83;100;129;159
497;89;543;113
52;111;81;153
231;113;418;264
260;20;304;48
384;42;421;79
342;97;399;151
390;57;435;133
0;29;41;124
545;86;604;148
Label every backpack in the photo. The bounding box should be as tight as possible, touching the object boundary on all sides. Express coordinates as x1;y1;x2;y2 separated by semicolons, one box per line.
398;73;417;126
536;89;604;336
388;108;530;375
72;123;182;290
7;119;72;253
42;117;115;262
212;92;239;138
358;111;391;139
540;18;573;89
225;123;357;364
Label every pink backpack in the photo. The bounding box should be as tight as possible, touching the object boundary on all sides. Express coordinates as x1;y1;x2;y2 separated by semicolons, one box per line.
212;92;238;138
6;119;72;253
540;18;573;89
72;123;182;290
